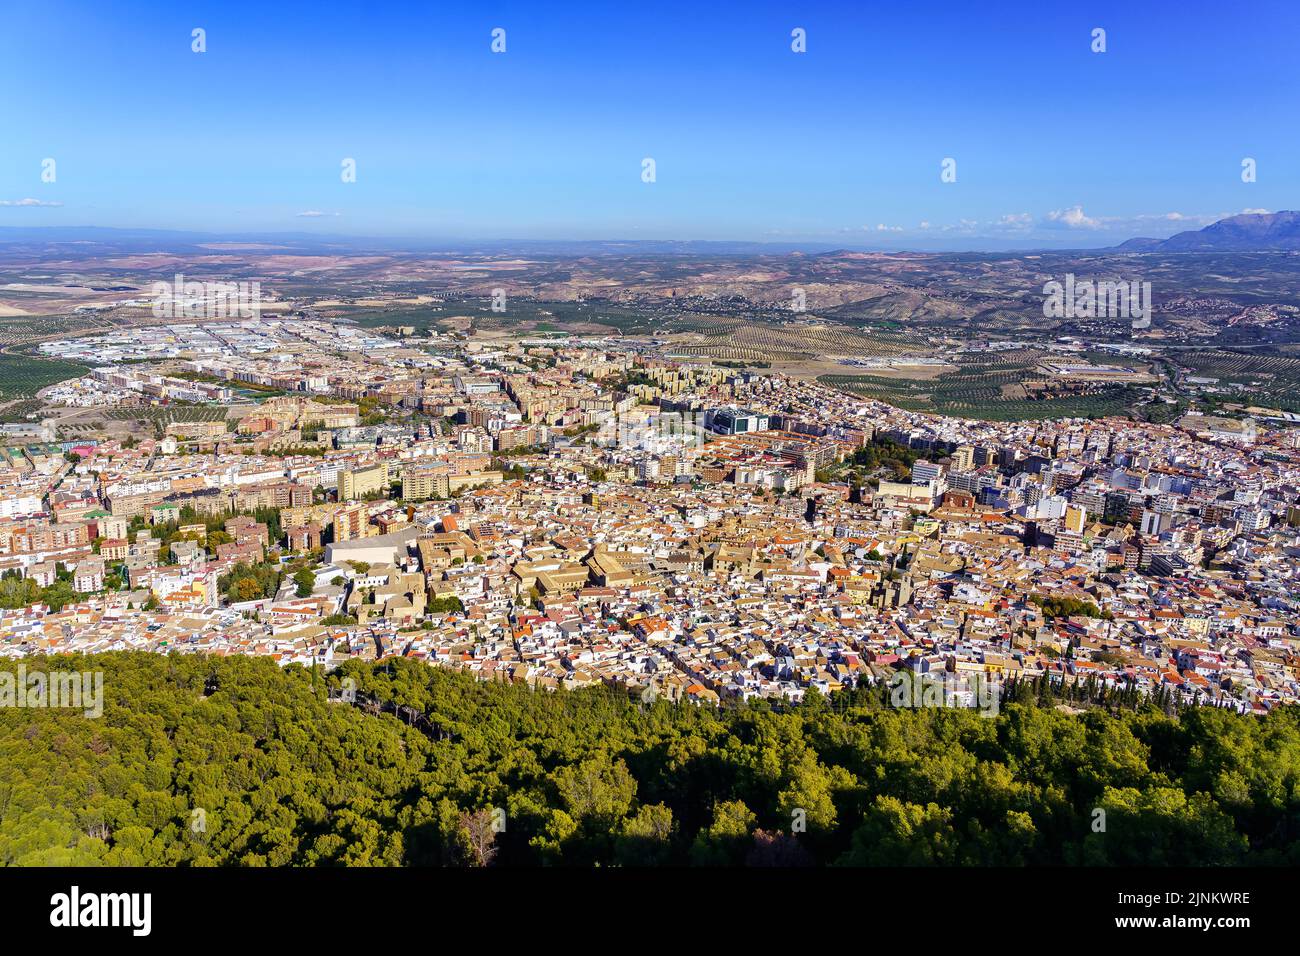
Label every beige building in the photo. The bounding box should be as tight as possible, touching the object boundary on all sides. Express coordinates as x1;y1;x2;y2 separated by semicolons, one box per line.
338;463;390;500
402;467;450;501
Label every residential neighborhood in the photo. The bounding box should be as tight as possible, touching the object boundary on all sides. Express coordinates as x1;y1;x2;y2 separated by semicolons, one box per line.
4;326;1298;717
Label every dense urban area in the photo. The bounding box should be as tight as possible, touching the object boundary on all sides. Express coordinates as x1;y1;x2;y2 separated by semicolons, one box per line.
2;310;1297;716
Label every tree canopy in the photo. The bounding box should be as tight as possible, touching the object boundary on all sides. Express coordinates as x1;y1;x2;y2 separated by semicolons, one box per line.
1;653;1296;867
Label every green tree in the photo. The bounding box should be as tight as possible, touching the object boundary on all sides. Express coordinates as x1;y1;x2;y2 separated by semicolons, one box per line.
615;804;675;866
293;569;316;598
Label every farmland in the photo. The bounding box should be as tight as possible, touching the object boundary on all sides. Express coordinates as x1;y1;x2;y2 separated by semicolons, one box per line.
1174;349;1300;412
0;399;44;424
819;348;1146;421
50;404;237;443
337;297;656;336
667;321;926;364
0;353;89;401
0;313;116;347
103;406;232;425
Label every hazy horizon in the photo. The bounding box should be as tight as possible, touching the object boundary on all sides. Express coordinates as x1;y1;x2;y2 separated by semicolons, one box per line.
0;215;1285;256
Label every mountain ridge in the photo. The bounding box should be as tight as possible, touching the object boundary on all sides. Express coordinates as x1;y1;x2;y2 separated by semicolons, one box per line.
1116;210;1300;252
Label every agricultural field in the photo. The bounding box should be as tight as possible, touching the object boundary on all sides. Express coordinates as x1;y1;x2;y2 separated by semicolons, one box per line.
44;402;244;443
0;353;89;401
0;314;113;348
0;399;44;424
667;321;926;364
54;421;101;439
103;406;232;425
819;348;1146;421
336;297;656;335
1174;349;1300;412
470;299;653;334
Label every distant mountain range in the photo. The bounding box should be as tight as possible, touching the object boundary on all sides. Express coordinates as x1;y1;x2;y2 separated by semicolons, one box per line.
1116;211;1300;252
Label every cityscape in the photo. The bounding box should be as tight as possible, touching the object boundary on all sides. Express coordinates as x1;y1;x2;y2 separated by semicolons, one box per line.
5;312;1298;714
0;0;1295;929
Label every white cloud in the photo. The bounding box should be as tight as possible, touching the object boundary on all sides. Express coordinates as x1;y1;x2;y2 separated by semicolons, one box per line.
839;223;902;233
0;198;63;207
1045;205;1101;229
994;213;1033;230
296;210;339;218
1240;208;1271;215
1132;212;1214;224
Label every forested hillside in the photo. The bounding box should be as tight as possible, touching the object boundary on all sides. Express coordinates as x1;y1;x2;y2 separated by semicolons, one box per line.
1;654;1297;866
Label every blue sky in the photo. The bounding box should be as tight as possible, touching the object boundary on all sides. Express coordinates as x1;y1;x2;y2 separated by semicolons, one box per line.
1;0;1296;247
